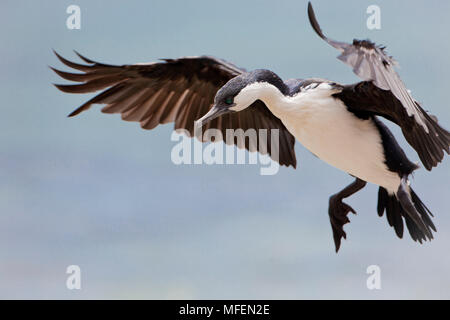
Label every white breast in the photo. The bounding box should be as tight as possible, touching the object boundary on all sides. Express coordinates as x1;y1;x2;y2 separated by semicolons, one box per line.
278;84;401;193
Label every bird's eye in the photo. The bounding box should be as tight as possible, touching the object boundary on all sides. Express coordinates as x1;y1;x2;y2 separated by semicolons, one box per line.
225;98;233;105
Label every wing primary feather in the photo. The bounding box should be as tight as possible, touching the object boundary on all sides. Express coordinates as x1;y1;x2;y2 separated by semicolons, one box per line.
53;50;93;72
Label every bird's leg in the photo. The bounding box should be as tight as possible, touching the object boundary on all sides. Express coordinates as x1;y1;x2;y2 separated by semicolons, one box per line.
328;178;367;252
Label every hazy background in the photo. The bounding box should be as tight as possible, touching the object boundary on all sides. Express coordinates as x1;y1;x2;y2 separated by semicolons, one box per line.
1;0;449;299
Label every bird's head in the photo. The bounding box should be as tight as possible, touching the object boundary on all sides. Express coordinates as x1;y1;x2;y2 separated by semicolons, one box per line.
195;69;286;128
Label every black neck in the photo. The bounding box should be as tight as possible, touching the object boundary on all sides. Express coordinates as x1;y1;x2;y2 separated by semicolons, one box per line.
249;69;289;96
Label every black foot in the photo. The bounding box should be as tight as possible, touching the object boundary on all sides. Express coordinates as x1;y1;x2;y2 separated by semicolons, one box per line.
329;196;357;252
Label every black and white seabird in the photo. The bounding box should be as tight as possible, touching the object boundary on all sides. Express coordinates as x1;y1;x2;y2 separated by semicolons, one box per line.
51;3;450;251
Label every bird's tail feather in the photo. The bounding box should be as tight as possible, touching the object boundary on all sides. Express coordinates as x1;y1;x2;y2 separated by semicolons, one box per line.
377;181;436;243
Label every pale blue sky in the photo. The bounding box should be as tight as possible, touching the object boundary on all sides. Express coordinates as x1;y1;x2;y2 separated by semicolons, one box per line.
1;0;449;299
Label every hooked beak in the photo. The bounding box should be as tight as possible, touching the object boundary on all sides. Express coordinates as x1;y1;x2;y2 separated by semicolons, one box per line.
194;105;230;129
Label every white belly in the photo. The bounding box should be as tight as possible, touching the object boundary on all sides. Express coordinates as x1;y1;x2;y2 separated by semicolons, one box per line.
280;93;401;193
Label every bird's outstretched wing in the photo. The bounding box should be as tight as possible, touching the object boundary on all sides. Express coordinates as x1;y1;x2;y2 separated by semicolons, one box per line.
308;2;450;170
51;51;297;168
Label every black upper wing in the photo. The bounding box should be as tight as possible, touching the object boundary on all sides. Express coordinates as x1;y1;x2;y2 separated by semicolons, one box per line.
336;81;450;170
51;51;297;168
308;2;449;170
